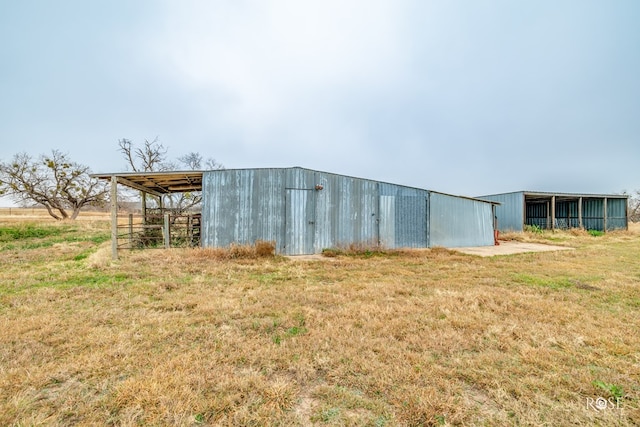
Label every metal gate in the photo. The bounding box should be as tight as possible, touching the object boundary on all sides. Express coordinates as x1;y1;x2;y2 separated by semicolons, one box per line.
285;189;316;255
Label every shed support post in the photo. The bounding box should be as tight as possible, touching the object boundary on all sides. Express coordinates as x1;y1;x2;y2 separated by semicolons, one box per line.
603;197;608;232
522;195;527;231
578;197;583;229
164;213;171;249
141;192;147;224
551;196;556;230
111;176;118;260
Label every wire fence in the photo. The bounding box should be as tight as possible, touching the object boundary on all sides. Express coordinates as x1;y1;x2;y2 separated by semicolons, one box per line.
117;212;201;249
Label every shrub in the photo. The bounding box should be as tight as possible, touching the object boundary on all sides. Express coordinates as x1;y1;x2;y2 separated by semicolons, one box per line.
193;240;276;260
255;240;276;257
524;224;543;234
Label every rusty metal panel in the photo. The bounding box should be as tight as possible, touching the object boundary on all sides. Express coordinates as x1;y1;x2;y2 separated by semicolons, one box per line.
429;192;494;247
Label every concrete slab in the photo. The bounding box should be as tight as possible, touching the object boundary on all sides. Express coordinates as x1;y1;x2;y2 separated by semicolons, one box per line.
454;241;574;257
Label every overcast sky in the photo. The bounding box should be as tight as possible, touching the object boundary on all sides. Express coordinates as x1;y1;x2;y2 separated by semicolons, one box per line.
1;0;639;205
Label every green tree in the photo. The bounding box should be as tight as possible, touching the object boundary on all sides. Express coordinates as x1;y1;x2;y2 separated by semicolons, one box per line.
0;150;109;220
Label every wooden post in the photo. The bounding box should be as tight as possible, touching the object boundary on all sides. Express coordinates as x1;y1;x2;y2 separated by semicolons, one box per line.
128;213;134;248
522;195;527;231
551;196;556;230
603;197;608;232
164;213;171;249
578;197;583;229
111;176;118;260
141;192;147;224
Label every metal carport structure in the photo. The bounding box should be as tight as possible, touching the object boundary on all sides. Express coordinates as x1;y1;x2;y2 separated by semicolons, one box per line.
478;191;628;233
92;171;205;259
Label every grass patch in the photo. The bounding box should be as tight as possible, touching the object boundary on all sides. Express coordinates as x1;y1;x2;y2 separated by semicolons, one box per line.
513;273;574;290
593;380;625;399
0;223;73;241
0;220;639;425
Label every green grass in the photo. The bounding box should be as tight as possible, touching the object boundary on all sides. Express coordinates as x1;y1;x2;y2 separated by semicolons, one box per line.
0;223;109;252
0;223;73;241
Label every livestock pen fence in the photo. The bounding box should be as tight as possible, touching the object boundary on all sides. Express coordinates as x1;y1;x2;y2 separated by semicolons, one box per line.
116;208;201;250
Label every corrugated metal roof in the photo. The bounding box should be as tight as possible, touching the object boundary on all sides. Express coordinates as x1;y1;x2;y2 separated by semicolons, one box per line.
95;166;498;205
481;190;627;199
91;170;205;194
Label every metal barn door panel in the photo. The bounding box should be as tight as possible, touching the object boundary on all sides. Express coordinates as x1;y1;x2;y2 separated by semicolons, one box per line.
285;189;316;255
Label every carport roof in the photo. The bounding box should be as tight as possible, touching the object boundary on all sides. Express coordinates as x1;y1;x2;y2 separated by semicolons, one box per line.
480;190;628;200
93;167;502;204
92;171;204;195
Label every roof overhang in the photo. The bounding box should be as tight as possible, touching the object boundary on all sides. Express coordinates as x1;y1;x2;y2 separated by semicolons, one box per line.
92;171;205;195
522;191;628;203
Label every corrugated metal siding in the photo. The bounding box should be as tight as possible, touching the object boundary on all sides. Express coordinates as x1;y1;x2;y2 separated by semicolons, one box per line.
582;198;627;231
283;168;316;254
201;169;285;252
285;188;315;255
314;172;378;252
479;192;524;232
429;192;494;247
555;201;580;229
607;198;627;230
378;195;395;248
582;198;604;231
379;183;429;248
526;202;548;229
203;167;497;254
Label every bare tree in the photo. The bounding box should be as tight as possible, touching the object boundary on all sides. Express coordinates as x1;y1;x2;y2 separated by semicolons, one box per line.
168;153;223;211
117;138;224;213
118;137;170;172
627;190;640;222
0;150;109;220
178;152;224;171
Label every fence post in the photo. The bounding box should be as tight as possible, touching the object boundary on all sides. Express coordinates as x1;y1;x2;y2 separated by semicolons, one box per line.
164;213;171;249
111;176;118;260
128;214;134;248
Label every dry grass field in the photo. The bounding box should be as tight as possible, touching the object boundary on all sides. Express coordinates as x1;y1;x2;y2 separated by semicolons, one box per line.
0;209;639;426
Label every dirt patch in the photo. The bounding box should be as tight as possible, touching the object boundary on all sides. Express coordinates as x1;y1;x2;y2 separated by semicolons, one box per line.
454;241;574;257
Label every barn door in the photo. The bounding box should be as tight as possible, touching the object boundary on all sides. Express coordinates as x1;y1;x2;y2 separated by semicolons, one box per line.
285;189;316;255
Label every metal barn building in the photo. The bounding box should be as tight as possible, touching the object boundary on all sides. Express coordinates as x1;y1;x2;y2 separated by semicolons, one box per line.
201;167;496;255
96;167;498;258
479;191;628;233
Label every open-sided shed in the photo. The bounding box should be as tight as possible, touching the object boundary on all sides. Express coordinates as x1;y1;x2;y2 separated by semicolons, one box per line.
95;167;498;258
479;191;628;232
